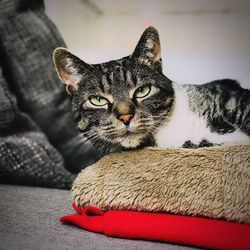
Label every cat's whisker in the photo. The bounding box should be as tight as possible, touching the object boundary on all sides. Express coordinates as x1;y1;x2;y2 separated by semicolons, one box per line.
85;133;103;143
102;129;117;133
79;131;92;137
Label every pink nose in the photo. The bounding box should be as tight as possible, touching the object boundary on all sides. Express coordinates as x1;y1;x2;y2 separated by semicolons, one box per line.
119;114;134;125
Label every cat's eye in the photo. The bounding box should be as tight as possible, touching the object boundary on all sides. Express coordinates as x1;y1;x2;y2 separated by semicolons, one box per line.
89;96;109;106
134;85;151;99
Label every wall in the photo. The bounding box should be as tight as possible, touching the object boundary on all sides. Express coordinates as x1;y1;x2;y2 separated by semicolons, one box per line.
45;0;250;88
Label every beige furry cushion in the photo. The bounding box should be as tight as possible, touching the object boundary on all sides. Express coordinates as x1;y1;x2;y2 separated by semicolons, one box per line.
72;144;250;223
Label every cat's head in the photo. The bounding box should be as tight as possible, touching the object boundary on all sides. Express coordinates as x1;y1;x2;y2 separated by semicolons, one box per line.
53;27;174;151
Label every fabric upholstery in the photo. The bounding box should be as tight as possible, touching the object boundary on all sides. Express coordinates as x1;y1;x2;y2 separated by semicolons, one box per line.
0;67;74;189
0;0;101;188
0;184;191;250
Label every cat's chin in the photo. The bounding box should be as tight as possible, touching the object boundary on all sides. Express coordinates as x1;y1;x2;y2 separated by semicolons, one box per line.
116;136;143;149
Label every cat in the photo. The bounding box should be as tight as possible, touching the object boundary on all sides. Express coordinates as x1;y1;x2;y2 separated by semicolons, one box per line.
53;26;250;152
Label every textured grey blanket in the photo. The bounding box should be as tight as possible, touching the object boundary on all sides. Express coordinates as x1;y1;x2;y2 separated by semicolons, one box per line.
0;0;101;189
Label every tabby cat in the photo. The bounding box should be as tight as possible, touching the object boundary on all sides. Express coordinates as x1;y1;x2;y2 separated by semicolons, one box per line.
53;27;250;152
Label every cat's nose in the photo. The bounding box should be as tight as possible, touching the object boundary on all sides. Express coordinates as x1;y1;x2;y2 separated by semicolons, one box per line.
119;114;134;125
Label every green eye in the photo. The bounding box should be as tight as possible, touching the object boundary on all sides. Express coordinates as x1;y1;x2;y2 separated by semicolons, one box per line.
89;96;109;106
134;85;151;98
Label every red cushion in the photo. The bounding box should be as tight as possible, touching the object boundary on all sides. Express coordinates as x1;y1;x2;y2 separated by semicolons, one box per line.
60;204;250;249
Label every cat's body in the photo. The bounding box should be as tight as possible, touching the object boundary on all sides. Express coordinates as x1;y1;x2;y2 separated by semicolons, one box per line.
156;80;249;148
53;27;250;152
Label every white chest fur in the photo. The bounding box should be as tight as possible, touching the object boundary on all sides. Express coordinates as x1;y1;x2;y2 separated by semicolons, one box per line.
155;83;249;148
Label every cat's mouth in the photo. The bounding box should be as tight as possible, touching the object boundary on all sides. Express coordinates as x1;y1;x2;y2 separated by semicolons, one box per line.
123;129;137;136
117;127;143;139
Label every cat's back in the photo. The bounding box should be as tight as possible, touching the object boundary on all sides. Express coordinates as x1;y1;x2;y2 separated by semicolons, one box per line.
185;78;250;132
185;79;248;104
200;78;242;91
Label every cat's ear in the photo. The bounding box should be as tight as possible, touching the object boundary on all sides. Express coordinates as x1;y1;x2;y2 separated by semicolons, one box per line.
53;48;93;94
131;26;162;72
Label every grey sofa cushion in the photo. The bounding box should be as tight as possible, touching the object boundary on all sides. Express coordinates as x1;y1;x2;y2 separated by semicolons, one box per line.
0;0;104;189
0;0;102;176
0;184;194;250
0;67;75;189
